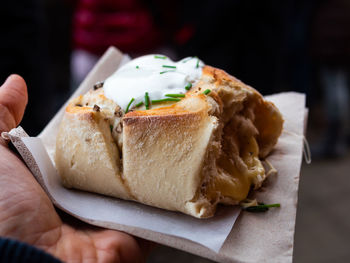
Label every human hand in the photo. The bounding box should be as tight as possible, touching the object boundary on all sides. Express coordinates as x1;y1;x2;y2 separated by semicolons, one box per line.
0;75;149;262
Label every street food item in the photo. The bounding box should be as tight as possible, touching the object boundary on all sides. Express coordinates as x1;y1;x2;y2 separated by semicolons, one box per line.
55;55;283;218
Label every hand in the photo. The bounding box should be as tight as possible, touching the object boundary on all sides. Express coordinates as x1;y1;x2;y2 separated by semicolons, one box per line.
0;75;149;262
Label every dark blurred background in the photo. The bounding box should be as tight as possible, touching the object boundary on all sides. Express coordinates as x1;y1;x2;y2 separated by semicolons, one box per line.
1;0;349;262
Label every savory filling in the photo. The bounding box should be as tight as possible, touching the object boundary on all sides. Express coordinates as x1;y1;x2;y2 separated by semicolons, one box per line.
184;82;268;215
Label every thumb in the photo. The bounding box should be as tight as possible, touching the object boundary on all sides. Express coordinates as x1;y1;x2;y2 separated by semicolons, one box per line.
0;74;28;133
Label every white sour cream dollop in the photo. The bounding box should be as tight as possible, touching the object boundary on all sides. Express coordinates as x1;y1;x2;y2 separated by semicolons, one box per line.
103;55;204;110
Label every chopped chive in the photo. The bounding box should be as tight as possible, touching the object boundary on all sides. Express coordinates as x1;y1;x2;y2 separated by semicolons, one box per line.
110;125;113;133
125;98;135;113
244;206;268;212
135;101;144;107
182;57;194;63
185;83;192;90
151;98;181;103
196;58;200;68
154;55;167;59
203;89;211;95
136;65;139;69
165;94;185;98
264;203;281;208
160;70;176;74
162;65;176;69
243;203;281;213
145;92;150;110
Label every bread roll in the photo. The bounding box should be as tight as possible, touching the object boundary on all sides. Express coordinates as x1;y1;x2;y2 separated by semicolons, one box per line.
55;63;283;218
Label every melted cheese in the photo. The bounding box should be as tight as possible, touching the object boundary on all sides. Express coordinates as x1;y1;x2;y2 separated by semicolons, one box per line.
204;136;264;204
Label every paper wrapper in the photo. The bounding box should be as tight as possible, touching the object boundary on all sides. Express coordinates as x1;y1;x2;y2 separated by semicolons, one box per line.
2;47;306;263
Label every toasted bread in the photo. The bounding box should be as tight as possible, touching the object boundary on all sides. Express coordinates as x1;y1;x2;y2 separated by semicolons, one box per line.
55;65;283;218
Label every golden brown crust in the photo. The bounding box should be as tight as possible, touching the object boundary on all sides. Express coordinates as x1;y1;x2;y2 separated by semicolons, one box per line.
200;65;283;158
122;96;217;216
55;94;132;200
202;66;260;94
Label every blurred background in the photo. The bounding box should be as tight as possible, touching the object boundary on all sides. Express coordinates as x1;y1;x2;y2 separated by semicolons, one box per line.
1;0;349;262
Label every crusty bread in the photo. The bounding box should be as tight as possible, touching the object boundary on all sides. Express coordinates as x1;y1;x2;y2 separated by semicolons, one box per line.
55;65;283;218
55;92;131;200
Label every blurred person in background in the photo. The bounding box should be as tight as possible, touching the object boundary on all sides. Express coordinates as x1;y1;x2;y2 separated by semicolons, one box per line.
311;0;350;157
176;0;317;97
70;0;181;88
71;0;316;97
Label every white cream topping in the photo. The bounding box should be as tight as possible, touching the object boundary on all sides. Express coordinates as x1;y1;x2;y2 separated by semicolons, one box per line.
103;54;204;110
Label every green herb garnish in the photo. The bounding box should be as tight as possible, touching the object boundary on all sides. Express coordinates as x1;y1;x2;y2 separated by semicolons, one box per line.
136;65;139;69
154;55;167;59
135;101;144;108
165;94;185;98
151;98;181;104
196;57;200;68
243;203;281;213
162;65;176;69
160;70;176;74
185;83;192;90
125;98;135;113
203;89;211;95
145;92;150;110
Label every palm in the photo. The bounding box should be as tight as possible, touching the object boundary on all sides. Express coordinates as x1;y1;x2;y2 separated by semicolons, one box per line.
0;75;146;262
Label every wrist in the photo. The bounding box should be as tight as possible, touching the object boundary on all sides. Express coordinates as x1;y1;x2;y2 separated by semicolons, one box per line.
0;237;62;263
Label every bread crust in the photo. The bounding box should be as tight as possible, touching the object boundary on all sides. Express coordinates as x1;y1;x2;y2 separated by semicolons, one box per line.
55;97;132;200
122;95;219;216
